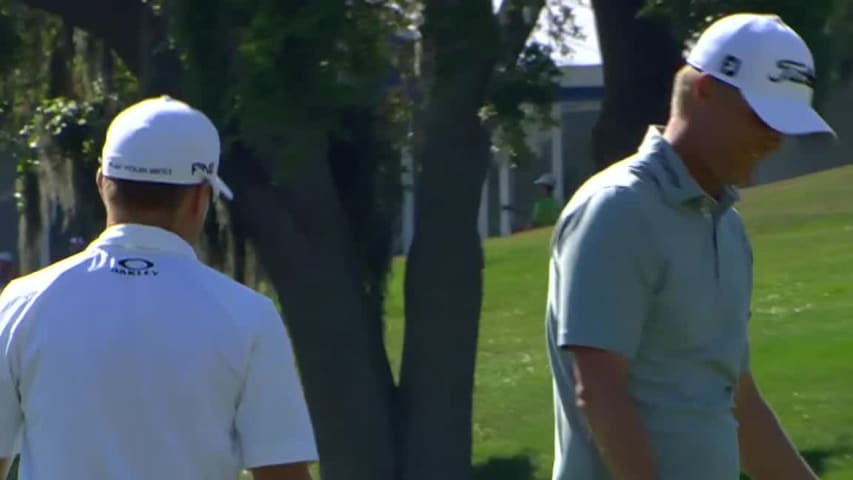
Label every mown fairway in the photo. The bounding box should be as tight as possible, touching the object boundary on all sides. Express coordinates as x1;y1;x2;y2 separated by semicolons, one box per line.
382;164;853;479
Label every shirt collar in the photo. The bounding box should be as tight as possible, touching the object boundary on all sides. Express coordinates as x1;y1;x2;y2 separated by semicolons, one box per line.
89;224;197;259
637;126;740;215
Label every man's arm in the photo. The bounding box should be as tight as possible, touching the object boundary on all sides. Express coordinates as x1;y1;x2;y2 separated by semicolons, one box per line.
235;299;318;474
0;292;23;467
735;372;817;480
551;189;656;479
251;462;312;480
569;347;659;480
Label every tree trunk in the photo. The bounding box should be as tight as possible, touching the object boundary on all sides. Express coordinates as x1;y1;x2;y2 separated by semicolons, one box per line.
16;171;42;274
13;0;185;273
47;22;74;97
225;141;398;480
17;5;399;479
13;4;544;480
15;20;108;271
590;0;682;169
20;0;183;95
398;1;497;479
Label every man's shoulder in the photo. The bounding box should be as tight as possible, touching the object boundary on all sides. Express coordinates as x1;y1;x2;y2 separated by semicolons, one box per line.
0;252;93;304
584;151;654;188
565;159;652;216
724;205;746;224
553;157;659;249
193;263;277;317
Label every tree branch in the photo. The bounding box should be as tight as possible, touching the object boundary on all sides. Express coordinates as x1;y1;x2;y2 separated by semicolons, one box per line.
498;0;545;62
17;0;183;95
18;0;144;73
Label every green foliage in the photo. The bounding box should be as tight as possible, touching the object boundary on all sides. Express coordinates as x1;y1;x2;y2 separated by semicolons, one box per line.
169;0;567;171
643;0;834;43
0;3;21;77
823;0;853;84
6;95;113;210
642;0;853;100
168;0;399;172
487;42;562;162
384;165;853;479
19;96;108;161
0;7;56;209
0;6;136;211
169;0;408;310
486;0;581;164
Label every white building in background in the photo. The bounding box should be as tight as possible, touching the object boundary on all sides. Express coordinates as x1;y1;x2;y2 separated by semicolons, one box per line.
395;1;606;253
464;0;852;243
475;0;605;240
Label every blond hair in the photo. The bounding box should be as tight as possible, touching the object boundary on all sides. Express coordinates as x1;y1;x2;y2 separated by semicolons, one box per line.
670;65;703;116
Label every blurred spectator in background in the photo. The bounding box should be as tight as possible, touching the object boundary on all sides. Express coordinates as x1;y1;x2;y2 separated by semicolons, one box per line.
530;173;560;229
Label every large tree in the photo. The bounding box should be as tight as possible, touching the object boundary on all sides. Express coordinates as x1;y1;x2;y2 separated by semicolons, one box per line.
589;0;682;169
590;0;853;169
2;0;560;479
646;0;853;102
0;3;137;273
169;2;557;478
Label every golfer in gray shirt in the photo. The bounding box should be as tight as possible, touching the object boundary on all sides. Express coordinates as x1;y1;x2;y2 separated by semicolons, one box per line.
547;13;835;480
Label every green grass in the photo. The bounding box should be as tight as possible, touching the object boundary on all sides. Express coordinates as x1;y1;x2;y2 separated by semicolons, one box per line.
384;164;853;479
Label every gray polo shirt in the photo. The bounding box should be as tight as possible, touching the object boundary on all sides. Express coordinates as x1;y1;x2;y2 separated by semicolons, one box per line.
546;126;752;480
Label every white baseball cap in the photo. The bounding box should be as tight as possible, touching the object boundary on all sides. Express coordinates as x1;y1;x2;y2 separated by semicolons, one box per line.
533;173;556;187
686;13;834;137
101;96;234;200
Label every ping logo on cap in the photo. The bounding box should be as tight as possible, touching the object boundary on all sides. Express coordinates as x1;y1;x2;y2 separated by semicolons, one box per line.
191;162;215;175
720;55;742;77
768;60;816;89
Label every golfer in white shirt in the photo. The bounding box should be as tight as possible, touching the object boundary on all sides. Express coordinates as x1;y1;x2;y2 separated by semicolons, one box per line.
0;96;317;480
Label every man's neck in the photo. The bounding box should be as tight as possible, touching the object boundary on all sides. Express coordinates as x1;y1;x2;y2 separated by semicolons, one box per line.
105;214;193;245
662;120;724;199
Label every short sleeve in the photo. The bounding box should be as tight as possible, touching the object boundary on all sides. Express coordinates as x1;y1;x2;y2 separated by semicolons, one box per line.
235;300;318;468
0;289;24;457
551;188;653;359
739;343;750;374
740;312;751;374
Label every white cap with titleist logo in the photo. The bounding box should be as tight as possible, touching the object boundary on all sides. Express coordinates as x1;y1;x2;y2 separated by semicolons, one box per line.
687;13;835;137
101;96;234;200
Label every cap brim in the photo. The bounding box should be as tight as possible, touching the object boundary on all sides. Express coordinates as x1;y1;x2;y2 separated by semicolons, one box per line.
206;174;234;200
742;91;836;138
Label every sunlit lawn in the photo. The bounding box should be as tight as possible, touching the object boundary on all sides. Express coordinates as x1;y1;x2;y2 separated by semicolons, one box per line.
382;164;853;479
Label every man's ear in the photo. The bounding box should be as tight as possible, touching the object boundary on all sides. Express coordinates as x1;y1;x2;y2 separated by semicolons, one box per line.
192;183;212;215
694;73;717;102
95;168;106;198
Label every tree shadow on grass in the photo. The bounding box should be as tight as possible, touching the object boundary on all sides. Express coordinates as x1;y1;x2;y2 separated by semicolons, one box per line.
739;445;852;479
473;453;539;480
473;445;852;480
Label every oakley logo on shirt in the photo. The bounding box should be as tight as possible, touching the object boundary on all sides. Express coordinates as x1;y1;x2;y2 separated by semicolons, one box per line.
111;258;158;277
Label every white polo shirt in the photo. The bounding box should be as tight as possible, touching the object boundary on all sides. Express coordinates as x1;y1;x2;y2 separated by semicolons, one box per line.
0;224;317;479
